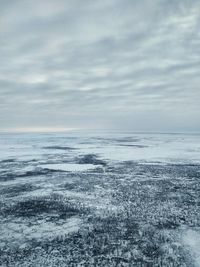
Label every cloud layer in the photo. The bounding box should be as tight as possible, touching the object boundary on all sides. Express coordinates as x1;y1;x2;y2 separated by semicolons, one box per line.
0;0;200;132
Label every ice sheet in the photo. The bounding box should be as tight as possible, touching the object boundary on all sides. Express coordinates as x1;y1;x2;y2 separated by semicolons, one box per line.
41;163;99;172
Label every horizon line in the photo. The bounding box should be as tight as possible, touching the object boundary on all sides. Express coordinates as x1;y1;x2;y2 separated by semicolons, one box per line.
0;128;199;135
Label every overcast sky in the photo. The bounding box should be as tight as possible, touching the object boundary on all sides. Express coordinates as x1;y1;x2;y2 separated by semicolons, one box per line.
0;0;200;132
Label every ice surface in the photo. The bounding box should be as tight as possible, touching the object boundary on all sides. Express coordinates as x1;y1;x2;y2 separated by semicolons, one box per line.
0;217;81;246
0;132;200;266
1;132;200;163
40;163;99;172
182;229;200;267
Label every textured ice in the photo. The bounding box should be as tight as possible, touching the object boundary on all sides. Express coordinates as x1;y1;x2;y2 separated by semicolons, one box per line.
0;132;200;266
182;229;200;267
0;217;81;246
40;163;99;172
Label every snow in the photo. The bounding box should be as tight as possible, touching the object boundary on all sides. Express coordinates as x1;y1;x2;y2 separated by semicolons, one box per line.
0;217;81;247
182;229;200;267
1;132;200;266
1;133;200;164
40;163;99;172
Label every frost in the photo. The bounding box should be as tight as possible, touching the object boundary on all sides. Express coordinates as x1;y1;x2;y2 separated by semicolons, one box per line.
0;133;200;266
182;229;200;267
40;163;99;172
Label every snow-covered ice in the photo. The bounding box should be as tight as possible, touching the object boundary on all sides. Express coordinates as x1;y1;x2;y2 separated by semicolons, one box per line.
0;132;200;266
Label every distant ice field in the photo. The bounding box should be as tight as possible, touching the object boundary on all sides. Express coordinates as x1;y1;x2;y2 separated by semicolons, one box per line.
0;132;200;164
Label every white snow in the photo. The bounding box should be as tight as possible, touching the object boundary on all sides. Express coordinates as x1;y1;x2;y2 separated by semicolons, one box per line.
40;163;99;172
1;133;200;164
182;229;200;267
0;217;81;247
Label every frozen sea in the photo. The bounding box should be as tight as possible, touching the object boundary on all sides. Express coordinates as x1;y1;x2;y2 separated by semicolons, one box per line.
0;132;200;266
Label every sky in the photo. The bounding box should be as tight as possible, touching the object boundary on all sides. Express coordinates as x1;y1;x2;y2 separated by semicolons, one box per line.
0;0;200;133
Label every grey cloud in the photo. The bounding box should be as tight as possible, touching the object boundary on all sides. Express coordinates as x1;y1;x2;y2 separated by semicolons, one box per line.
0;0;200;132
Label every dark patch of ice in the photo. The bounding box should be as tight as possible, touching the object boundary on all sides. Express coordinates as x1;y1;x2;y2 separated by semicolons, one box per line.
76;154;107;166
0;159;15;163
43;146;77;150
3;195;85;219
0;168;59;181
119;144;148;148
0;183;37;197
